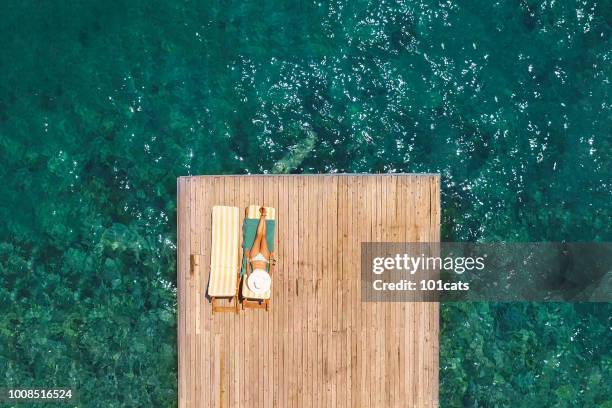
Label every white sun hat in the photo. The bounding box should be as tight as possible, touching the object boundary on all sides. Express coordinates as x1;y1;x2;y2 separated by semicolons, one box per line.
248;270;271;295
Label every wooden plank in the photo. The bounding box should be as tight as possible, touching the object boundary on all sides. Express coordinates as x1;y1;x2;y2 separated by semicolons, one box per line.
265;177;276;408
230;176;240;408
177;178;187;408
237;176;246;408
194;178;202;408
244;177;253;408
201;176;213;408
279;175;288;408
187;177;195;408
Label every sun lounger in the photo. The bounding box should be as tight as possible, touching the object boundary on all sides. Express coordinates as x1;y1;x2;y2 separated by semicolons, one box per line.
241;205;276;310
206;205;241;313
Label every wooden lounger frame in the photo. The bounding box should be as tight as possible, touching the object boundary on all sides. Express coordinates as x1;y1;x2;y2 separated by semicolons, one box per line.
191;254;239;314
242;249;276;311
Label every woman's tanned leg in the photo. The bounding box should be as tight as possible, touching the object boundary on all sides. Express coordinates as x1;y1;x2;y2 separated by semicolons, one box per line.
250;207;270;270
257;208;270;257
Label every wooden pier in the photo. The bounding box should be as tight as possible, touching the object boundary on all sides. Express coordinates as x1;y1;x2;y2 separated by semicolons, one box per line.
177;174;440;407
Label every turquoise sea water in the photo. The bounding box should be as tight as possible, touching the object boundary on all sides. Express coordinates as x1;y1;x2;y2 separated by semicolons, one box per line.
0;1;610;406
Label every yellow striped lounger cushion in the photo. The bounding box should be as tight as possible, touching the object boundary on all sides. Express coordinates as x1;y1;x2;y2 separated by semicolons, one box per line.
242;205;275;300
208;205;240;297
245;204;276;220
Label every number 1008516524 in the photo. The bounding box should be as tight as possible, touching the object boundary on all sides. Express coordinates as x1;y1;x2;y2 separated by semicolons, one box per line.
1;388;76;402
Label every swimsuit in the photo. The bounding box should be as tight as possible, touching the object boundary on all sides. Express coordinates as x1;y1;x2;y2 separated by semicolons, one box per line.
251;252;270;275
251;252;269;263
